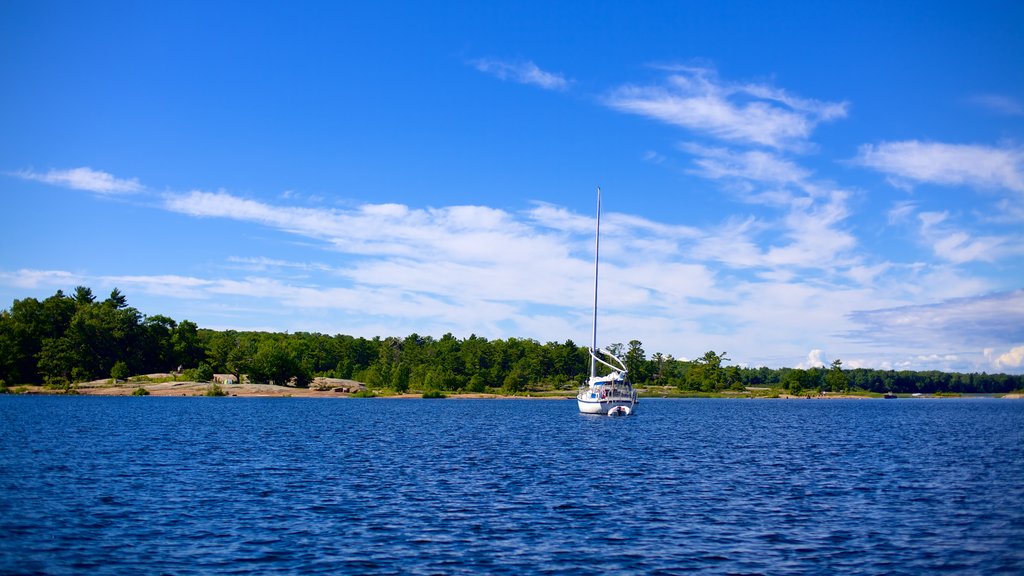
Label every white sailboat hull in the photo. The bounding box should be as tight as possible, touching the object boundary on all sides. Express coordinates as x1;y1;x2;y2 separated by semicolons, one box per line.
576;382;637;415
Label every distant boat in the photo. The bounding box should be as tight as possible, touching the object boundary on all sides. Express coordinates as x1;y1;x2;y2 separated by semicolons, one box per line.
576;188;638;416
884;391;897;399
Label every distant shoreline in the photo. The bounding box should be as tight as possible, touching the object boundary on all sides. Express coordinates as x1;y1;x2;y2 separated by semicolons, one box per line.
8;382;574;399
5;381;1022;400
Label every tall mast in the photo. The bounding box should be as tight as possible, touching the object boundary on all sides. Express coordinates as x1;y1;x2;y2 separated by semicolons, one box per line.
590;186;601;379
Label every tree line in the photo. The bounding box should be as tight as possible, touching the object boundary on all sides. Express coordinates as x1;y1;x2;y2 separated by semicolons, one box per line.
1;287;1021;394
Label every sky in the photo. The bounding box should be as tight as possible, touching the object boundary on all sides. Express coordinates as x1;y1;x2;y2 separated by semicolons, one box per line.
2;1;1023;374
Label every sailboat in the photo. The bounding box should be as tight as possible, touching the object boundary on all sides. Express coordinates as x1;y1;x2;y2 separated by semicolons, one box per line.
576;188;639;416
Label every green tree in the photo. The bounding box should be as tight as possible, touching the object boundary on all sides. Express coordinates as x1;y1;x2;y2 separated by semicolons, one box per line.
0;292;76;384
193;362;214;382
37;336;77;384
248;335;310;386
367;337;399;387
105;288;128;309
110;360;130;381
552;339;584;383
171;320;204;370
625;340;648;383
502;364;528;394
0;312;16;384
685;350;730;392
460;334;491;381
249;337;292;384
824;359;849;393
62;298;144;380
782;368;817;395
466;373;487;393
725;365;744;391
421;366;457;392
651;352;666;383
202;329;237;373
73;286;95;306
606;342;625;359
390;362;411;393
142;315;177;371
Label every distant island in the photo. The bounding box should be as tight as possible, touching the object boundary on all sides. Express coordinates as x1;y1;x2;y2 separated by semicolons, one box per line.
7;375;1022;400
2;286;1022;398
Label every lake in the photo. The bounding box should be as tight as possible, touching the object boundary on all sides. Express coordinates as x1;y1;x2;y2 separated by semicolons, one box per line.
1;396;1022;574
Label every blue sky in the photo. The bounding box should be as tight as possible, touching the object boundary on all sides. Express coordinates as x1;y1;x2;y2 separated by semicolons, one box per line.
2;1;1023;373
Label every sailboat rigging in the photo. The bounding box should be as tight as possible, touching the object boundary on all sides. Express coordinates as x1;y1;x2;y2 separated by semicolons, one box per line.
576;187;638;416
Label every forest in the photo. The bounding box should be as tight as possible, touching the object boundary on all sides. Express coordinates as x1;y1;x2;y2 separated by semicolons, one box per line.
1;287;1022;395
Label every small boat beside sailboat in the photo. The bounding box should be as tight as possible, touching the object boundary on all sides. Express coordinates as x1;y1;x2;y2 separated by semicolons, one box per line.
607;405;631;417
576;187;638;416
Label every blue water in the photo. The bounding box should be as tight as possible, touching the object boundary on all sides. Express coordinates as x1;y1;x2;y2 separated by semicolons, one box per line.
1;397;1023;574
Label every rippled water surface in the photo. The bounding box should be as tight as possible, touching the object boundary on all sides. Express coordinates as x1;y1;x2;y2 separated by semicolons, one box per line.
2;396;1023;574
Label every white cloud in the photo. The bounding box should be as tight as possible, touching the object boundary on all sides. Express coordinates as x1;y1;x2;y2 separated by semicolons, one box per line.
844;262;892;286
226;256;335;274
526;202;595;235
470;58;570;91
164;191;604;310
103;274;214;299
985;345;1024;370
884;202;1024;264
669;143;861;273
916;210;1019;264
13;167;143;194
764;190;857;267
5;184;1020;373
689;187;857;272
693;217;767;268
166;191;550;263
0;269;80;289
685;145;811;187
855;140;1024;193
604;66;848;149
797;349;829;369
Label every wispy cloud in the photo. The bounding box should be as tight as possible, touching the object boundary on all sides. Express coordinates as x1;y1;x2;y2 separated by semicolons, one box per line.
470;58;570;91
916;210;1019;264
765;190;857;267
161;192;876;349
226;256;336;274
855;140;1024;193
887;201;917;224
678;144;859;270
165;191;555;266
0;269;81;289
684;145;811;191
969;94;1024;116
12;167;143;194
104;274;213;299
604;66;848;150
